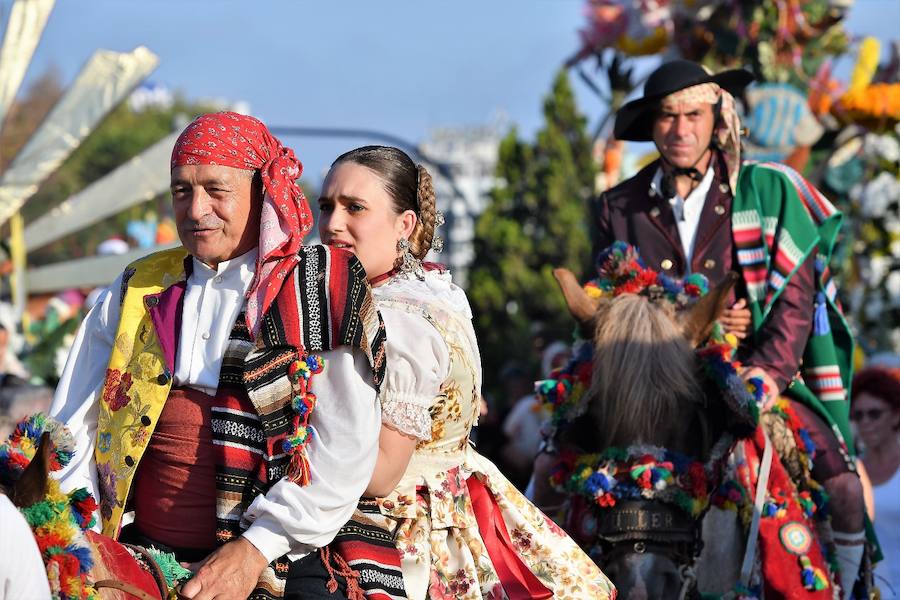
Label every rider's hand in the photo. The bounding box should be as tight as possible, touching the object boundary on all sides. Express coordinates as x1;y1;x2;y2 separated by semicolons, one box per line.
740;366;778;412
720;299;751;340
178;537;268;600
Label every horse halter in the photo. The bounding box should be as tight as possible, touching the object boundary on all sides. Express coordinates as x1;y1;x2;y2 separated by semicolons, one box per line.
594;500;705;599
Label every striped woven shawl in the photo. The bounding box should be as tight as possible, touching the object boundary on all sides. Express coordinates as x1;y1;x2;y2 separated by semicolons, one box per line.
731;161;855;450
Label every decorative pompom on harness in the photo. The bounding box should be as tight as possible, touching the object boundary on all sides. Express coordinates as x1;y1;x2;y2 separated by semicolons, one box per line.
283;351;325;485
1;414;99;600
2;415;192;599
589;241;710;307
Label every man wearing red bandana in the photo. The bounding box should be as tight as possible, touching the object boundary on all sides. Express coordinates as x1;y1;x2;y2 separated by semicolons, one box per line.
50;112;391;598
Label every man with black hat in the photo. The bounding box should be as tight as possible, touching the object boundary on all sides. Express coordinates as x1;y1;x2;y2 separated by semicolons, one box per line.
592;59;866;596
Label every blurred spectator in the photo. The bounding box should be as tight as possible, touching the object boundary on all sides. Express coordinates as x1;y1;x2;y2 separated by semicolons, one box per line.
156;216;179;245
85;237;131;311
502;342;571;488
0;240;13;303
852;365;900;594
473;362;533;481
0;385;52;440
23;289;84;388
0;321;51;440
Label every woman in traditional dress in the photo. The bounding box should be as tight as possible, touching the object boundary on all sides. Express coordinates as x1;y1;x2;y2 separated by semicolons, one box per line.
317;145;615;600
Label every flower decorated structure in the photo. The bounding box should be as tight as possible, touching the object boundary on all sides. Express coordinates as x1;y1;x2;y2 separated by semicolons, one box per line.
569;0;851;90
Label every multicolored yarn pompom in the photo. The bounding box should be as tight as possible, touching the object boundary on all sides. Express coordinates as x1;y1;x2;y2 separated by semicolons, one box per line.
799;555;830;591
534;342;593;427
1;414;99;600
0;413;75;487
592;241;709;308
283;351;325;485
552;445;715;517
145;547;193;588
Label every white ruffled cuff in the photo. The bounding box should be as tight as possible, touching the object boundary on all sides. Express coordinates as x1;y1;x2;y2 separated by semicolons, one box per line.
381;391;432;441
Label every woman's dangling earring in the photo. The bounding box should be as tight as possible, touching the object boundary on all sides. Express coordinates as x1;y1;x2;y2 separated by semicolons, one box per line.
397;238;424;279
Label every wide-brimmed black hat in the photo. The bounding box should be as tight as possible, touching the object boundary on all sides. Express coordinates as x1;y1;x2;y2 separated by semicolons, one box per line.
614;60;755;142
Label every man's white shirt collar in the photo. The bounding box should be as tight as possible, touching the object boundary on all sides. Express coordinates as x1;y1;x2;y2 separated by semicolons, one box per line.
650;166;715;267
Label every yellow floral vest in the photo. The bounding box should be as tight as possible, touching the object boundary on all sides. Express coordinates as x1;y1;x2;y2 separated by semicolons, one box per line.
94;248;188;537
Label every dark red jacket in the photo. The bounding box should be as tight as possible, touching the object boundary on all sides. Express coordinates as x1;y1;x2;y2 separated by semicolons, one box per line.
590;157;815;392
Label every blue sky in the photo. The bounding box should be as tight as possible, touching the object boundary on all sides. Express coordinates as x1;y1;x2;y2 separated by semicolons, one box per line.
10;0;900;185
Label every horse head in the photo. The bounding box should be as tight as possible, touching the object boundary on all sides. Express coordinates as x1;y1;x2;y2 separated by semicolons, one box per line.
553;265;737;453
547;245;747;600
1;415;175;600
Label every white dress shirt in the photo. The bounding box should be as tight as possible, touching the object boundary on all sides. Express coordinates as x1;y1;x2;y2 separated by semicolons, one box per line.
651;165;715;267
176;251;257;395
50;248;380;562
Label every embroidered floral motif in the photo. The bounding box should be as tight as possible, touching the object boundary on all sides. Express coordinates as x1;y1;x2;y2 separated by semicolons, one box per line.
97;462;121;521
130;427;149;447
97;431;112;454
102;369;134;412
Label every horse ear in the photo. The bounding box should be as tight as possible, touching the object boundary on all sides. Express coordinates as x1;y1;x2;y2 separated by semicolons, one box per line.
553;267;601;325
11;432;52;508
681;272;739;347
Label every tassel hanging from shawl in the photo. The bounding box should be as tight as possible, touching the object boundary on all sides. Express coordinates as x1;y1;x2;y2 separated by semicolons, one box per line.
813;292;831;336
283;352;325;486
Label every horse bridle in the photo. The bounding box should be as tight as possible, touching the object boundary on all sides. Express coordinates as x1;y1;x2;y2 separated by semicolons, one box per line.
594;500;705;600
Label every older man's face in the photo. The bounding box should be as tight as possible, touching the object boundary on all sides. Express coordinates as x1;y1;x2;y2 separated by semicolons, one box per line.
171;164;260;268
652;101;715;169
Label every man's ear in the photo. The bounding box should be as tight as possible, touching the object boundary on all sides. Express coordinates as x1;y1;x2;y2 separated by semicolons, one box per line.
681;272;739;347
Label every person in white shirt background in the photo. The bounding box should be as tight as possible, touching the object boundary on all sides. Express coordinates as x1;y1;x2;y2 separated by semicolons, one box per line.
50;112;386;600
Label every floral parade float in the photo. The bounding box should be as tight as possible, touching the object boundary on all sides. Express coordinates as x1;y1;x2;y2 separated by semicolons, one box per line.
567;0;899;357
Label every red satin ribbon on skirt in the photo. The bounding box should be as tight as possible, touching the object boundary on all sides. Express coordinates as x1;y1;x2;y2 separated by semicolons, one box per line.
465;475;553;599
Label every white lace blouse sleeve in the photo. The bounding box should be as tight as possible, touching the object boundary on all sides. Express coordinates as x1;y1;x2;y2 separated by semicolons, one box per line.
378;306;450;441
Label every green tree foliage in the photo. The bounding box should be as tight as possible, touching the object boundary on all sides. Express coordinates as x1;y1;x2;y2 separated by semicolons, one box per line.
468;70;595;396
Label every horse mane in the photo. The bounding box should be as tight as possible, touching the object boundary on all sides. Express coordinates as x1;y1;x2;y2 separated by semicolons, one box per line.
587;293;703;450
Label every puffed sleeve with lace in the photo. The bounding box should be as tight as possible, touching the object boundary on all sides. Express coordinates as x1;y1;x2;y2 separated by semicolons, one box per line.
377;306;449;441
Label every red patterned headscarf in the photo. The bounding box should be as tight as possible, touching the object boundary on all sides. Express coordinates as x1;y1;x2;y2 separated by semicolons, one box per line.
171;111;312;337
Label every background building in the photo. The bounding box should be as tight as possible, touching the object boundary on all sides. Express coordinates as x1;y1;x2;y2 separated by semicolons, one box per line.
420;123;501;286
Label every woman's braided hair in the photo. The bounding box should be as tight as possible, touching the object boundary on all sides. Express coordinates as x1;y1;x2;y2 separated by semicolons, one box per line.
331;145;437;260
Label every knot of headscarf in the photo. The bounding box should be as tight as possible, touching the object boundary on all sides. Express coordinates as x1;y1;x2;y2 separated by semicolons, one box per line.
171;111;312;337
660;82;742;195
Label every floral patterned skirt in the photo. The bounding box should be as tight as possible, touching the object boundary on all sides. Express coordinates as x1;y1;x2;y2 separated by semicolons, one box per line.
375;453;615;600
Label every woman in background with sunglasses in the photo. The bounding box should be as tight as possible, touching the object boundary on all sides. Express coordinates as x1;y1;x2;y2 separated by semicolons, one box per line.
851;366;900;593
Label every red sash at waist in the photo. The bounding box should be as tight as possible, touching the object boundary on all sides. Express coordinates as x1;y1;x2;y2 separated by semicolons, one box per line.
466;476;553;599
132;386;217;551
